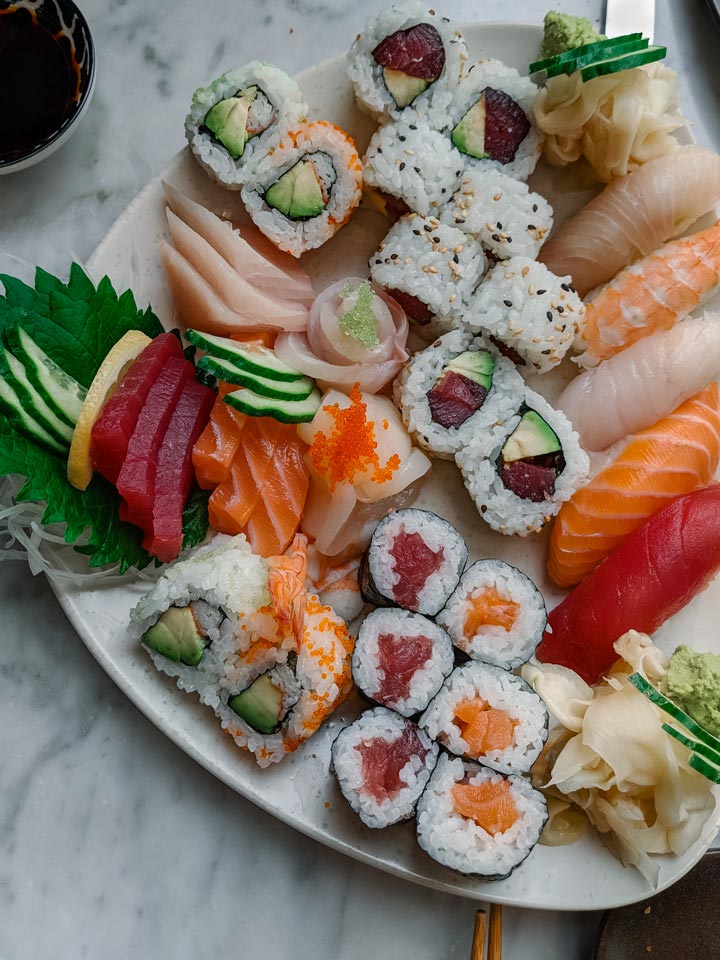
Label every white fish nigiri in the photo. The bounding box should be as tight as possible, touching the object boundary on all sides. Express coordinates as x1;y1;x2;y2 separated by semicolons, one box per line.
558;313;720;451
539;146;720;296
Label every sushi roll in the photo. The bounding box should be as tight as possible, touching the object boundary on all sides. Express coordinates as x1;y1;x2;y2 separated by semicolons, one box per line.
456;389;590;537
352;609;454;717
393;328;525;461
363;114;464;219
370;213;486;338
185;62;308;188
347;3;467;127
463;257;585;373
241;121;363;257
360;508;468;616
441;169;553;261
416;754;547;878
436;560;546;669
332;707;439;828
419;661;548;775
447;59;543;182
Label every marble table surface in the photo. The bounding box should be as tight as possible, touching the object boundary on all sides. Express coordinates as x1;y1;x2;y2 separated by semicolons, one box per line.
2;1;719;957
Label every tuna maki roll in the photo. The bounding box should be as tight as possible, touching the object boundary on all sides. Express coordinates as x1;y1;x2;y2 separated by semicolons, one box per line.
347;3;467;126
393;328;524;461
360;508;468;616
352;608;454;717
332;707;439;828
416;754;547;878
419;661;549;775
185;62;308;188
436;559;547;669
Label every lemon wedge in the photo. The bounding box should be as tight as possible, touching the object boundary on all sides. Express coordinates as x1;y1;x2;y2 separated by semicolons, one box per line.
67;330;152;490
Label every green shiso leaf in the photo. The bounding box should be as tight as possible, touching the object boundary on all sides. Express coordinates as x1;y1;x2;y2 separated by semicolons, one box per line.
181;488;210;552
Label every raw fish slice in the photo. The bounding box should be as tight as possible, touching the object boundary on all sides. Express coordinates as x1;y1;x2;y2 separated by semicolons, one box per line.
161;242;307;335
209;418;278;531
192;383;247;489
548;384;720;588
539;146;720;296
559;314;720;451
246;437;309;556
275;331;406;394
309;279;407;365
301;480;357;556
162;182;315;303
576;223;720;367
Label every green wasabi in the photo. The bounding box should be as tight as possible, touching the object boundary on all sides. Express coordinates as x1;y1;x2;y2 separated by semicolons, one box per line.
539;11;604;59
663;646;720;739
339;282;380;349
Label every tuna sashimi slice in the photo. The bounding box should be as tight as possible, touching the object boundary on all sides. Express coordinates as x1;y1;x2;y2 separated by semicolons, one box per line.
146;379;215;563
117;356;195;532
91;332;183;484
192;382;248;489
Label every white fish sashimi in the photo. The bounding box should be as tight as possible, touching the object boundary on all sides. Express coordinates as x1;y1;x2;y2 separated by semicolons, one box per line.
558;313;720;450
275;332;406;394
539;146;720;296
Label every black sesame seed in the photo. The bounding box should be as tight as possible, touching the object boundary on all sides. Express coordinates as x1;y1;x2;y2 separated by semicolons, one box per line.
424;224;432;232
557;305;564;313
532;204;538;212
390;253;398;259
496;222;503;230
456;170;462;176
399;162;406;171
453;254;459;263
441;188;446;193
560;283;571;291
456;218;466;224
542;349;551;355
527;224;536;230
546;311;553;320
413;229;421;235
432;236;440;243
377;147;383;154
503;299;513;307
506;237;512;243
409;124;417;130
399;135;406;141
537;289;546;295
414;167;421;174
374;259;381;265
492;234;501;242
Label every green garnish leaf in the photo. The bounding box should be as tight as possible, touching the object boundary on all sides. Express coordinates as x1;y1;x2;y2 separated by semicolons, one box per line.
181;488;210;552
338;281;380;349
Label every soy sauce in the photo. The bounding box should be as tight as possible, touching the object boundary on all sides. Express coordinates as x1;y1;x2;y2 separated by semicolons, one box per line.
0;8;76;163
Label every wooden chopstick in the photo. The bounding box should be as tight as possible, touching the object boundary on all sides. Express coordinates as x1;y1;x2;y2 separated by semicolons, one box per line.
470;909;487;960
488;903;503;960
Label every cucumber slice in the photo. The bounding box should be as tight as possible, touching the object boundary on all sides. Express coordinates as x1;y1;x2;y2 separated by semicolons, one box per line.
0;345;73;447
5;325;86;428
662;723;720;768
689;752;720;784
198;354;315;400
629;673;720;753
0;376;66;455
580;45;666;81
545;37;649;78
186;329;305;382
224;386;322;424
529;33;641;73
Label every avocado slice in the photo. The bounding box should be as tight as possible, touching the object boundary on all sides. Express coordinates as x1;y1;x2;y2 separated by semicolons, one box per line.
265;159;326;220
143;607;208;666
446;350;495;391
204;88;255;159
229;674;284;734
451;96;487;159
382;67;429;108
502;410;561;463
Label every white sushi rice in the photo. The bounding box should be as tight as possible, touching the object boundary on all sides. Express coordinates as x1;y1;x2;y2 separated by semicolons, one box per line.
436;560;546;669
416;754;547;878
370;213;486;338
332;707;439;828
456;388;590;537
363;114;464;217
441;169;553;260
347;2;467;127
419;661;548;775
241;121;363;257
352;609;454;716
185;62;308;189
464;257;585;373
448;59;544;182
393;328;525;460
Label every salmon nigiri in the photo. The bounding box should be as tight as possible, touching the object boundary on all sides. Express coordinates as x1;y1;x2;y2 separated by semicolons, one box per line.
539;146;720;296
575;222;720;368
548;383;720;587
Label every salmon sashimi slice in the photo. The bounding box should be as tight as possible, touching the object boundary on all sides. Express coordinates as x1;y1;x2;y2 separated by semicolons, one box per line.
576;222;720;367
548;383;720;587
192;382;248;489
245;431;310;556
452;778;519;834
454;698;517;756
208;420;277;533
464;587;520;639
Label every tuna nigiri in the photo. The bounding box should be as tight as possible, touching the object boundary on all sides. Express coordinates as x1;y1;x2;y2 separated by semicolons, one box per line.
548;384;720;587
539;145;720;296
559;313;720;451
538;485;720;683
575;223;720;368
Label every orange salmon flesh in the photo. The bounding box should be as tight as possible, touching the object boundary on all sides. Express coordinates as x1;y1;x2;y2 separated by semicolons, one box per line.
451;779;519;834
454;698;517;756
464;587;520;639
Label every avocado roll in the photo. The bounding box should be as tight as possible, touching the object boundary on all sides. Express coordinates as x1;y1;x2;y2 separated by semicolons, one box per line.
185;62;308;189
393;328;524;461
456;389;590;537
347;3;467;127
241;121;363;257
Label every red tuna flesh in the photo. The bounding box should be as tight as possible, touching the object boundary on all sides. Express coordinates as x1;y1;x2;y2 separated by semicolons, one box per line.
375;632;434;703
489;335;526;367
372;23;445;81
145;379;215;563
386;288;434;325
356;722;429;802
482;88;531;165
427;370;487;428
389;529;445;610
501;456;559;502
537;485;720;684
117;356;195;533
91;333;184;484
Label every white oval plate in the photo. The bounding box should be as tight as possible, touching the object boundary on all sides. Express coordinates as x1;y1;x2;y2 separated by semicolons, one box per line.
48;23;720;911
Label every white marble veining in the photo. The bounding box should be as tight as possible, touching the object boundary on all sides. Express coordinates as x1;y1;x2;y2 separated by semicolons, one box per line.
1;0;719;956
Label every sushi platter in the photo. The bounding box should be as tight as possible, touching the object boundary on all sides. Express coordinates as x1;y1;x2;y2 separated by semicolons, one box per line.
3;8;720;913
